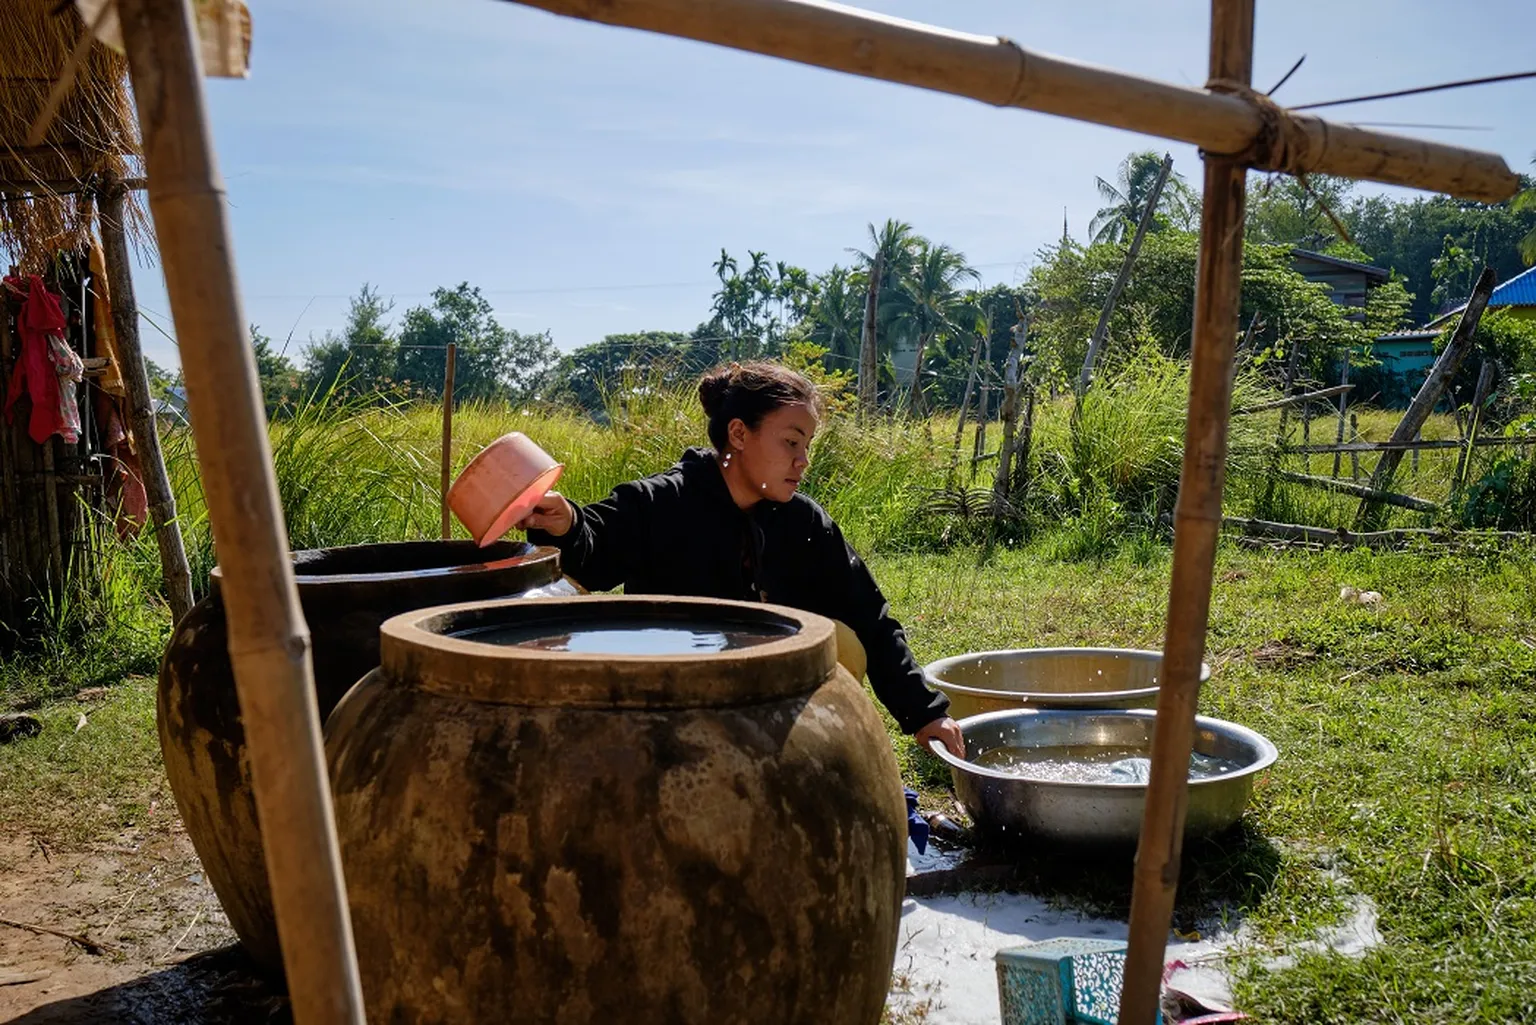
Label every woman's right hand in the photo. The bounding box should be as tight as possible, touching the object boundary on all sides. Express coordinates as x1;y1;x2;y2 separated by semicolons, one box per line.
515;492;575;537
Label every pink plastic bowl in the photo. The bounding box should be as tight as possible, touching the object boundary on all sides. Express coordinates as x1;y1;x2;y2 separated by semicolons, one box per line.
447;432;565;547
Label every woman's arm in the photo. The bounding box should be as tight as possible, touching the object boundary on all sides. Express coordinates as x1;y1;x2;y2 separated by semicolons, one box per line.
521;482;651;593
820;518;952;737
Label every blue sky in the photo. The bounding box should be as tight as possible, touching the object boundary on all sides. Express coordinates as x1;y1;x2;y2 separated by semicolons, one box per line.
130;0;1536;370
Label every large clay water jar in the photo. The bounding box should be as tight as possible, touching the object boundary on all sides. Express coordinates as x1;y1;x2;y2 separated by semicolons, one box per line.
325;595;907;1025
157;540;574;973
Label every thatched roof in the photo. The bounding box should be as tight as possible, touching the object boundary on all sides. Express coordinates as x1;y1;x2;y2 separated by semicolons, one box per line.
1;0;146;274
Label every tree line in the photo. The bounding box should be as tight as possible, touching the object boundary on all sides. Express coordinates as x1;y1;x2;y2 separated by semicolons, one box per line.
221;149;1534;417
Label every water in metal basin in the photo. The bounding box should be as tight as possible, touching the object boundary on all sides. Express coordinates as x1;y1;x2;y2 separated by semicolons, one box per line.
452;619;792;655
971;743;1242;783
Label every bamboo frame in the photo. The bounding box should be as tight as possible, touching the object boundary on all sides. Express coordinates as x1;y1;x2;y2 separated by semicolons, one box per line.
116;1;365;1023
502;0;1518;202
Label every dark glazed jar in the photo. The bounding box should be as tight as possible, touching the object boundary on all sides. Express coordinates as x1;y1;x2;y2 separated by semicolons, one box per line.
157;540;572;973
325;595;906;1025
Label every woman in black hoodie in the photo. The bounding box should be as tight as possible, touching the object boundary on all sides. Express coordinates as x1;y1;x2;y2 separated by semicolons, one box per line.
519;360;964;758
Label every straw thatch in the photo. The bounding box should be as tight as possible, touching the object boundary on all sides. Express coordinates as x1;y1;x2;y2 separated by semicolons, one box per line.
1;0;147;273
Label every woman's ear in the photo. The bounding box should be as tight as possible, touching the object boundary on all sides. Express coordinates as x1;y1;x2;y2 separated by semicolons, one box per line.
727;417;749;452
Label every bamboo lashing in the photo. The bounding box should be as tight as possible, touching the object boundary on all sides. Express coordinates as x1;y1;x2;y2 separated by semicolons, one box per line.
115;1;366;1023
1119;1;1254;1020
502;0;1518;203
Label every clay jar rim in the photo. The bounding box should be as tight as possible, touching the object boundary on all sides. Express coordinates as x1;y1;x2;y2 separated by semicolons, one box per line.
208;540;561;593
378;595;838;709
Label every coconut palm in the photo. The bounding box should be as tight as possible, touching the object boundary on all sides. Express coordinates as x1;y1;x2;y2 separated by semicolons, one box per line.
1090;151;1198;245
892;242;979;412
806;265;865;363
849;219;921;407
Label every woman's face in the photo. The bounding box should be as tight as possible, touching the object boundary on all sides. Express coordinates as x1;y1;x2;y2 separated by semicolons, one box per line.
728;402;818;504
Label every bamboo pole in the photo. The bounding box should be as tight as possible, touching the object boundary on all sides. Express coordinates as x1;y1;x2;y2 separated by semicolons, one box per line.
503;0;1518;202
99;179;195;625
440;341;457;539
1275;470;1438;512
1250;434;1536;455
1223;516;1527;550
1356;266;1496;530
1234;383;1351;415
1350;413;1361;479
1454;361;1494;491
1332;360;1350;478
116;2;366;1023
1120;2;1252;1020
1076;152;1174;405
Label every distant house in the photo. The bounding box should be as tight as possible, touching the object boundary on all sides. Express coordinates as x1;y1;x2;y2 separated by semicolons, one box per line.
1366;330;1440;408
1289;249;1389;321
1426;265;1536;330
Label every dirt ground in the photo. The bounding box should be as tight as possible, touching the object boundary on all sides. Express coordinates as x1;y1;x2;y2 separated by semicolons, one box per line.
0;823;287;1024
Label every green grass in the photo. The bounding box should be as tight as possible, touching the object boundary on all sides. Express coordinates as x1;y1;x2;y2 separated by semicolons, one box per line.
5;362;1536;1021
4;542;1535;1022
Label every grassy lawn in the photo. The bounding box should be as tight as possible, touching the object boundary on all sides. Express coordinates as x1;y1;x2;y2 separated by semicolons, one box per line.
6;539;1535;1023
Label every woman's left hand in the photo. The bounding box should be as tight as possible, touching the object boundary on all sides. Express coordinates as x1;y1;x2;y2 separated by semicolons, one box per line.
915;716;965;759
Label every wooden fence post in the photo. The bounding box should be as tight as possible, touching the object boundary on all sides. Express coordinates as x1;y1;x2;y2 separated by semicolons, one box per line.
1356;266;1496;529
440;342;457;539
99;178;195;623
991;317;1026;520
1455;360;1495;491
1332;357;1349;478
1349;413;1361;479
949;332;983;483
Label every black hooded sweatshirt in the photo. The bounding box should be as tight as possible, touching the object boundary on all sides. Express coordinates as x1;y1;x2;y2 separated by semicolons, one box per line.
527;448;949;734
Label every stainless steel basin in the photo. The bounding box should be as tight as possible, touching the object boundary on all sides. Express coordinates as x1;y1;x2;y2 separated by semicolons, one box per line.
927;708;1277;844
925;648;1212;717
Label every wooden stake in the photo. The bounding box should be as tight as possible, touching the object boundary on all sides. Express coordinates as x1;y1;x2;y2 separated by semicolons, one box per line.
1455;360;1495;491
440;341;457;539
116;3;366;1024
949;332;983;482
858;253;882;414
1120;3;1252;1020
1356;267;1496;530
1332;359;1350;478
99;179;195;624
40;437;63;585
1349;413;1360;479
991;317;1026;520
1076;152;1174;405
973;334;991;468
504;0;1518;202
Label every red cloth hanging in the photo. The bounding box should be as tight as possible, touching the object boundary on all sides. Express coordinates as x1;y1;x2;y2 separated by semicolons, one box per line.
4;275;82;445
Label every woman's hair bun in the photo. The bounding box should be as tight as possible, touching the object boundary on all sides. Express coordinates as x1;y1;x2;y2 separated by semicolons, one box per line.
697;363;738;419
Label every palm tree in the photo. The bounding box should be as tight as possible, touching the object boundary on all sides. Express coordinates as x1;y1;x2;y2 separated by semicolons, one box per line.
893;242;979;412
849;219;920;408
1090;151;1198;244
807;265;864;364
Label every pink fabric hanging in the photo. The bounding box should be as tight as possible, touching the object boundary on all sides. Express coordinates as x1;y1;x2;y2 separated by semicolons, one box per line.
4;275;82;445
